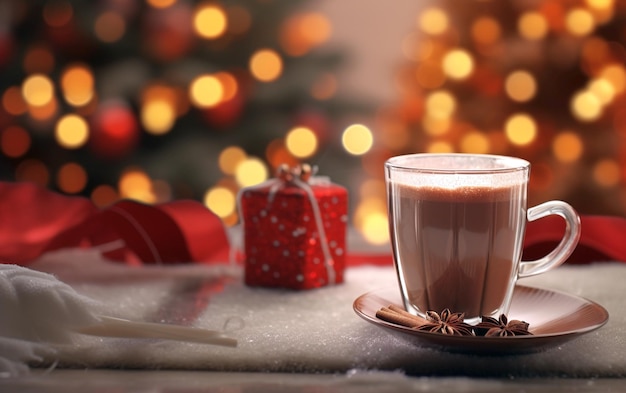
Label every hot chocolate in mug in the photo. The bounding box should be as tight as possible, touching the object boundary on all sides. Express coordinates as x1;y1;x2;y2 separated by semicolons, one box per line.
385;153;581;324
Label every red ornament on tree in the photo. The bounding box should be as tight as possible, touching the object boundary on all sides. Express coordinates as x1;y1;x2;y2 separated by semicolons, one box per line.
89;100;139;159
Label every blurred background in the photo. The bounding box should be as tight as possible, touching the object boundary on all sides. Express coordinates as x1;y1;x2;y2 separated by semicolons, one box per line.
0;0;625;247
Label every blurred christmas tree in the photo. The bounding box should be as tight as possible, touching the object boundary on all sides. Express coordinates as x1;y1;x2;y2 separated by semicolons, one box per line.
364;0;626;231
0;0;369;225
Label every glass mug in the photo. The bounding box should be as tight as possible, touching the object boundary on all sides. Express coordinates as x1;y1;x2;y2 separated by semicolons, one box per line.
385;153;581;324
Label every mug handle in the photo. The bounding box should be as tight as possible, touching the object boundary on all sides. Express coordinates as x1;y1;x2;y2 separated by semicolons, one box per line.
518;201;581;278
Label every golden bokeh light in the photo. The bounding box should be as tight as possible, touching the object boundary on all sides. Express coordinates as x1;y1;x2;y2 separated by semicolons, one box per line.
22;74;54;107
600;64;626;95
219;146;247;175
204;186;237;218
189;74;224;108
147;0;177;8
57;162;87;194
571;90;602;122
249;49;283;82
565;8;595;36
1;126;31;158
505;70;537;102
342;124;374;156
425;90;456;119
418;7;448;35
588;78;615;105
423;116;451;136
141;99;176;135
442;49;474;80
518;12;548;40
552;131;584;163
585;0;613;8
286;126;318;158
94;11;126;43
593;159;620;187
460;131;490;154
55;114;89;149
194;4;228;40
354;197;389;245
235;157;268;187
61;64;95;107
505;113;537;146
118;169;156;203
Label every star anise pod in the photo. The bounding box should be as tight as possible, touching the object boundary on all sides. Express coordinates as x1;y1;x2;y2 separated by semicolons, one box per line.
415;308;474;336
475;314;532;337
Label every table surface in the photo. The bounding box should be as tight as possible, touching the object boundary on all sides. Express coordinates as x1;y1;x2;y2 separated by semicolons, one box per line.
2;249;626;391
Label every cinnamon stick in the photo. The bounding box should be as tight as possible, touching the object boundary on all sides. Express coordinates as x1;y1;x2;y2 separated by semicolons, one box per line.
375;305;428;328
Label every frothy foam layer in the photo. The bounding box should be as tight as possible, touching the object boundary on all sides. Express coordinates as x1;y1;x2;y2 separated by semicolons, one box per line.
387;154;528;189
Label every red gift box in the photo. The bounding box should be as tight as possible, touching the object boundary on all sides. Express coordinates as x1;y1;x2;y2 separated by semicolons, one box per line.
241;167;348;289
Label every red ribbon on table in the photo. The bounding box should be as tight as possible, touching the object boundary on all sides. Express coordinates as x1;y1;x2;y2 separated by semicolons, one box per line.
0;181;624;266
0;182;230;265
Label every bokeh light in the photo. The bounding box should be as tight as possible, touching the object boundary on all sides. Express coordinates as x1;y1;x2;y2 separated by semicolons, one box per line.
593;159;620;187
22;74;54;107
505;114;537;146
552;131;584;163
61;64;95;107
204;186;237;218
141;99;176;135
442;49;474;80
219;146;247;175
194;4;228;39
565;8;595;36
2;86;27;116
425;90;456;119
460;131;490;154
118;169;156;203
55;114;89;149
286;126;318;158
418;7;448;35
189;74;223;108
342;124;373;155
57;162;87;194
249;49;283;82
518;12;548;40
505;70;537;102
235;157;268;187
571;90;602;121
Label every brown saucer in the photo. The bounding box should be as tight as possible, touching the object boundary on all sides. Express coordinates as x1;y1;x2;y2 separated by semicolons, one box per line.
353;285;609;354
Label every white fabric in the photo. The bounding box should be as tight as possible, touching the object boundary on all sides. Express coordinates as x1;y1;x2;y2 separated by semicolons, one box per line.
2;248;625;378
